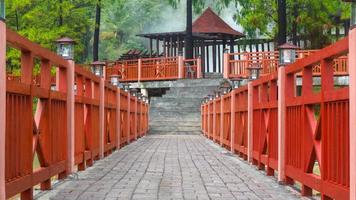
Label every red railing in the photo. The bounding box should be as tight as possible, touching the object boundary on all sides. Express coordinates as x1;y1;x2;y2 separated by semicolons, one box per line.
106;56;202;82
202;36;351;199
226;50;349;78
1;24;149;199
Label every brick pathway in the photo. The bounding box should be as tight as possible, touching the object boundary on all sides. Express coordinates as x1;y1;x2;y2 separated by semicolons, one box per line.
37;135;302;200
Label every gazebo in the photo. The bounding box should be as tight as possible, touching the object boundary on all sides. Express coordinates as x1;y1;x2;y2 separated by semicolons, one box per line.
137;7;245;73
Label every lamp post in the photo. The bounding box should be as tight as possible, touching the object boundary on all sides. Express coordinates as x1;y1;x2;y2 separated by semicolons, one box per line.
208;94;214;101
110;74;122;87
56;37;76;60
231;78;244;89
91;61;106;77
0;0;5;21
247;63;262;81
123;83;130;92
219;82;232;95
130;88;138;97
278;43;299;66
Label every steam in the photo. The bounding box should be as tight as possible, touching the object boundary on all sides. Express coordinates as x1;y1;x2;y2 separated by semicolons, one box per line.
143;1;244;34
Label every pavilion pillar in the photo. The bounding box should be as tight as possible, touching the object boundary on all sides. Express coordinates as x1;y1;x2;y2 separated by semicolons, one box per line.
349;27;356;200
229;38;235;53
149;38;153;57
213;40;217;73
0;20;6;200
201;42;205;76
206;45;210;72
170;36;173;57
163;38;167;57
218;44;221;73
156;38;160;57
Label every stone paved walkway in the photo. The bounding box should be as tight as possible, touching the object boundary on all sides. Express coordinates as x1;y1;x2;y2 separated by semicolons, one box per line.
37;135;303;200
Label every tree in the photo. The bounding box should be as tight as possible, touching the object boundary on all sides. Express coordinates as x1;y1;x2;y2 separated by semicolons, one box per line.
167;0;351;48
93;0;101;61
185;0;193;59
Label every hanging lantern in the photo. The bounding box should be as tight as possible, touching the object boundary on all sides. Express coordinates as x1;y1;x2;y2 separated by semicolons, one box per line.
247;63;262;81
91;61;106;77
0;0;5;21
278;43;300;66
56;37;76;60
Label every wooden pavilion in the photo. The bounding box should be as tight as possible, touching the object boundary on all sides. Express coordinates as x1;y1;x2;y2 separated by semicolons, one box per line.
137;7;247;74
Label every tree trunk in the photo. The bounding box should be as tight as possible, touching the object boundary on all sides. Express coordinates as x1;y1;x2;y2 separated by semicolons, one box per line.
185;0;193;59
292;2;298;45
277;0;287;45
93;0;102;61
59;0;63;26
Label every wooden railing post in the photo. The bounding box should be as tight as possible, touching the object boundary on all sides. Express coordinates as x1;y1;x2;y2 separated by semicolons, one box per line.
220;97;224;146
178;56;184;79
116;89;121;149
67;60;75;174
197;57;202;78
230;90;236;152
127;93;131;144
278;66;286;183
138;58;142;82
0;20;6;200
134;98;138;140
223;53;229;79
213;100;216;142
349;27;356;200
247;82;253;163
99;78;105;158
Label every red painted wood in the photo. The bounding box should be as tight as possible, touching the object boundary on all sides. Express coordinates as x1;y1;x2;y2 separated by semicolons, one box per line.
3;26;149;199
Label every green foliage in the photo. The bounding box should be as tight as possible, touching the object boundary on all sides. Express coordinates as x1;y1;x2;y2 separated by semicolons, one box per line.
166;0;351;48
99;0;171;60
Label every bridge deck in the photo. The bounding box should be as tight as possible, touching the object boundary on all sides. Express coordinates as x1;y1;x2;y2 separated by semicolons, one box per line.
38;135;300;200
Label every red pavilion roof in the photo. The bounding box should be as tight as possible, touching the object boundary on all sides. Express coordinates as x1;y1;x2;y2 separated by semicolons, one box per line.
192;7;244;37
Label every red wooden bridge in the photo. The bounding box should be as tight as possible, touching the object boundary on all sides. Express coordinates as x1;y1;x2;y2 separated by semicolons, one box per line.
1;19;356;200
202;32;356;200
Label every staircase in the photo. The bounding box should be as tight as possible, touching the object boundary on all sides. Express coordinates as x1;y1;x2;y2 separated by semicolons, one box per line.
149;77;223;135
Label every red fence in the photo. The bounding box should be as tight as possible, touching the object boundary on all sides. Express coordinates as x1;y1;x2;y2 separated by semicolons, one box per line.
0;22;149;200
224;50;349;79
106;57;202;82
202;35;352;199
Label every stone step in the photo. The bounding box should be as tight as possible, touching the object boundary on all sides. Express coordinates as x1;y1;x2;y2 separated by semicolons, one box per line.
149;120;201;126
150;125;201;132
148;130;202;135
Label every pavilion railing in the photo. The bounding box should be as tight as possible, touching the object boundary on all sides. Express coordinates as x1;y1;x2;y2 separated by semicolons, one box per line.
106;56;202;82
203;34;354;199
224;50;349;79
0;21;149;200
